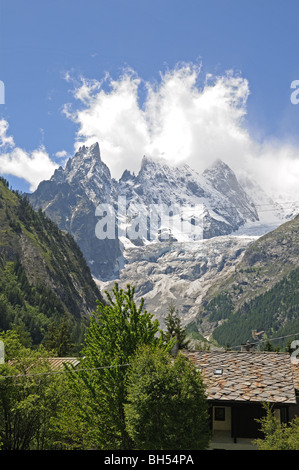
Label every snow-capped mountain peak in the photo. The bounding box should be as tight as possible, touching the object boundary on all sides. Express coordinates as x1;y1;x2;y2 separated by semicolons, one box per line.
29;143;288;281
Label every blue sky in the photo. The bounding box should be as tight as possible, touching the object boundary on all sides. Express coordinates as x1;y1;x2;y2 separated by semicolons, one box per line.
1;0;299;198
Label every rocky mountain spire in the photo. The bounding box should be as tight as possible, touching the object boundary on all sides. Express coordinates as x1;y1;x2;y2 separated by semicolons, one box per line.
29;143;274;281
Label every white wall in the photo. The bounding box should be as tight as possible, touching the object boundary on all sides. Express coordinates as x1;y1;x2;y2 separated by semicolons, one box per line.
213;406;231;431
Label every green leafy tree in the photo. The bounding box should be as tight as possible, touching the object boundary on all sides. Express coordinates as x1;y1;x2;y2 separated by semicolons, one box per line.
63;283;170;450
0;330;64;449
125;345;211;450
47;375;97;450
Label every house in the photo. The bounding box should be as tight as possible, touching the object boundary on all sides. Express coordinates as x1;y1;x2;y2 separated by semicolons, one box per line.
290;358;299;419
182;350;297;449
47;357;80;370
7;357;80;375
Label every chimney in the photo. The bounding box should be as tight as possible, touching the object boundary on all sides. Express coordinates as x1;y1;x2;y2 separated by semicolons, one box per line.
241;340;255;352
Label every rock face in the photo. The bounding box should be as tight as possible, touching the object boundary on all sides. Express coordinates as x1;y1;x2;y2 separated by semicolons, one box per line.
29;143;122;280
98;235;256;329
118;156;259;239
29;142;299;338
29;143;261;282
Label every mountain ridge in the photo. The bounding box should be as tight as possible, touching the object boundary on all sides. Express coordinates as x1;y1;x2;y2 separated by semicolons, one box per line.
29;142;271;281
23;142;299;348
0;177;103;347
191;214;299;347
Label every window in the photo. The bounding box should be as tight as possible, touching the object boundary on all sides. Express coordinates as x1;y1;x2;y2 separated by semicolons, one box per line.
214;407;226;421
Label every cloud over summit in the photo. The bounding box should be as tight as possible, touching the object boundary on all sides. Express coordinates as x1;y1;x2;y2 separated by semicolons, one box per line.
63;63;299;201
63;64;252;178
1;62;299;200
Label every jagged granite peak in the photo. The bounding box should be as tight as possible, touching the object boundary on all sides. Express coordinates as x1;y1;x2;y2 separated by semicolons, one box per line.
202;158;259;227
119;154;259;238
118;156;207;224
29;143;268;281
50;142;106;184
51;165;65;184
28;142;121;280
120;169;136;182
203;158;249;195
74;141;101;161
64;142;111;192
140;154;152;170
43;142;113;209
140;154;170;171
72;142;102;165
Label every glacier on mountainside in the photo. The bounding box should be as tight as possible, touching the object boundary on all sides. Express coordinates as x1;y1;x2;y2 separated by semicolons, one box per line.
29;142;296;328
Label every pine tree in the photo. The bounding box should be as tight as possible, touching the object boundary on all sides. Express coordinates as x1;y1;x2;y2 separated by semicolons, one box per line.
164;301;189;350
43;314;74;356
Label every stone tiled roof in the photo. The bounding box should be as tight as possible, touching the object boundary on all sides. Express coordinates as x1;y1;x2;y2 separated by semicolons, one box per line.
48;357;80;370
183;350;297;404
7;357;80;376
291;359;299;390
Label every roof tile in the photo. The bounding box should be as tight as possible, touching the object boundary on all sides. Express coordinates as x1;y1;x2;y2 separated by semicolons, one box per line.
182;350;297;404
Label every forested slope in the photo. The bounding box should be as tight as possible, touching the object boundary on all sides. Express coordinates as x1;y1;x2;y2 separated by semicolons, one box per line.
0;177;103;347
192;215;299;348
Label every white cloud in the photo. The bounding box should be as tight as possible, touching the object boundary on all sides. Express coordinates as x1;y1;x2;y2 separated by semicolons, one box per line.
55;150;68;158
2;63;299;200
143;66;251;172
62;64;252;177
0;119;58;191
0;119;15;148
63;68;149;176
63;63;299;201
241;139;299;202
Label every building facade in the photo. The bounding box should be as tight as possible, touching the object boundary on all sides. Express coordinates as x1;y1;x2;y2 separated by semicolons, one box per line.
183;350;297;449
